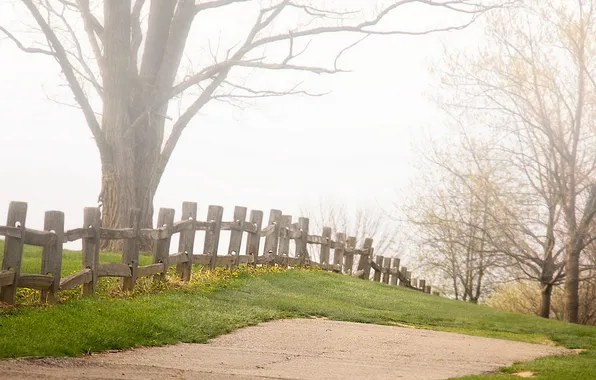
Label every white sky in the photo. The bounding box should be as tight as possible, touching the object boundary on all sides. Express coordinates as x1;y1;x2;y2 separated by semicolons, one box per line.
0;1;486;256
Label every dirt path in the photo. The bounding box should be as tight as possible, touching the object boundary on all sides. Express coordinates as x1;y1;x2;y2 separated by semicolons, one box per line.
0;319;571;379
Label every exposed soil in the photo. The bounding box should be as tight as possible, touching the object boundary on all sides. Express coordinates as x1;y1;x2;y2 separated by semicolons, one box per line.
0;318;572;379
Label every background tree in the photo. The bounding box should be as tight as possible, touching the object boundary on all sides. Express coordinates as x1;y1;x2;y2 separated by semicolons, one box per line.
435;0;596;323
302;198;401;270
0;0;496;250
404;135;512;302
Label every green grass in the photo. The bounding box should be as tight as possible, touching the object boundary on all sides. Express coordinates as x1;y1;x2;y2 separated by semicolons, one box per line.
1;243;596;379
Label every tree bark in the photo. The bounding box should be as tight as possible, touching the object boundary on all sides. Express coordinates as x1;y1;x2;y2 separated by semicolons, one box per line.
565;244;581;323
540;283;553;319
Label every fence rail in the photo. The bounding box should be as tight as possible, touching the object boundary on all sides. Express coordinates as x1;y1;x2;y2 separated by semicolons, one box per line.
0;201;437;305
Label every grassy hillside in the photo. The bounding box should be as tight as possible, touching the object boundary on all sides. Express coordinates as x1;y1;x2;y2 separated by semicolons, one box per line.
0;242;595;379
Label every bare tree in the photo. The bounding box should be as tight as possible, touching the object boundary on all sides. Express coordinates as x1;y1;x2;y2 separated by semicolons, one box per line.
0;0;498;250
404;136;511;302
436;0;596;323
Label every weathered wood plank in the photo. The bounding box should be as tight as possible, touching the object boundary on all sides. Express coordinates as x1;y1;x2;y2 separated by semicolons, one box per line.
411;278;419;289
242;221;258;234
40;211;64;303
122;209;140;291
0;225;22;239
82;207;101;296
245;210;263;265
177;202;197;281
100;228;136;240
204;205;223;269
136;263;165;278
23;228;56;246
0;270;15;287
0;201;27;305
17;274;54;289
306;234;325;245
215;255;236;267
59;269;92;291
153;208;175;282
64;227;92;242
97;262;131;278
190;254;211;266
168;252;190;266
229;206;247;268
425;285;432;294
419;279;426;291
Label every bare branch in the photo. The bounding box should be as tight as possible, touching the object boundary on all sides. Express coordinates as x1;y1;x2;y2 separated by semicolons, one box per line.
0;25;56;56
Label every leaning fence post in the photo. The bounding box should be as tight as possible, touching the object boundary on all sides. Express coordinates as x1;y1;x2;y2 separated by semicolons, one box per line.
345;236;356;275
399;266;408;287
382;256;391;284
296;217;310;265
390;258;400;286
246;210;263;265
262;210;282;265
332;232;345;272
176;202;197;281
122;208;141;291
153;208;175;281
320;227;332;270
419;279;426;292
204;205;223;269
373;255;383;282
0;201;27;305
412;278;419;289
277;215;292;266
40;210;64;303
229;206;248;268
82;207;101;296
357;237;373;280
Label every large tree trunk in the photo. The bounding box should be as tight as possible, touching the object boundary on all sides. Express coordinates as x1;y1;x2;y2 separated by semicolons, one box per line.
540;283;553;319
565;245;581;323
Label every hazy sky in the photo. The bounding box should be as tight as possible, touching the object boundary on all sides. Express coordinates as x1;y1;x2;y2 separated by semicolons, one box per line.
0;1;485;255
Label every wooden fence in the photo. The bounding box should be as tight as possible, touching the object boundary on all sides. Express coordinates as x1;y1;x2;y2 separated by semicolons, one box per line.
0;201;436;305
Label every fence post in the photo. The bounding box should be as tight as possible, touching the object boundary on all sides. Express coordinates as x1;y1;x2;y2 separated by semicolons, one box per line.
399;266;408;287
245;210;263;265
357;237;373;280
262;210;282;265
296;217;310;265
122;208;141;291
425;285;432;294
40;210;64;303
153;208;175;281
412;278;419;289
204;205;223;269
382;256;391;284
277;215;292;266
332;232;345;272
229;206;248;268
390;258;400;286
419;279;426;291
320;227;332;270
82;207;101;296
0;201;27;305
373;255;383;282
177;202;197;280
406;270;412;287
345;236;356;274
